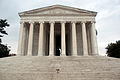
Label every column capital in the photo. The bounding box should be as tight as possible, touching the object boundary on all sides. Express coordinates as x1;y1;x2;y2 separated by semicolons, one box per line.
39;21;44;23
81;21;87;24
71;21;77;23
49;21;55;24
29;21;34;24
91;21;96;23
20;21;24;24
60;21;66;24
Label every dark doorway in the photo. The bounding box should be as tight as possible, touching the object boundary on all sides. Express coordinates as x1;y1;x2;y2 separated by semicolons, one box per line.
66;34;68;56
55;35;61;56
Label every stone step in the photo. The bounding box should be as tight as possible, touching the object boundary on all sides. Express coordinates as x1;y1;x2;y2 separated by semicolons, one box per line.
1;72;120;80
0;56;120;80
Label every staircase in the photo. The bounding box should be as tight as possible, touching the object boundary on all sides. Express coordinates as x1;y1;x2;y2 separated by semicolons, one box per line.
0;56;120;80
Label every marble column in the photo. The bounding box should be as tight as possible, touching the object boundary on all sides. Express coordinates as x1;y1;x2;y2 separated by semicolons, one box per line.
90;21;98;55
24;24;29;56
38;22;44;56
81;21;88;56
87;24;92;55
17;21;24;56
71;21;77;56
49;21;55;56
61;21;66;56
27;22;34;56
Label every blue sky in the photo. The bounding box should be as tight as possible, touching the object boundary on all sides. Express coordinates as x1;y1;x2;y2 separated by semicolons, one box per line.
0;0;120;56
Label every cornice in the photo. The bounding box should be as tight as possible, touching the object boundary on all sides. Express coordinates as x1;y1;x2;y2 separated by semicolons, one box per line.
20;14;96;17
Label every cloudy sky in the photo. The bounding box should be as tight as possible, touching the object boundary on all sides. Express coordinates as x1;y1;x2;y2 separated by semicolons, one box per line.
0;0;120;56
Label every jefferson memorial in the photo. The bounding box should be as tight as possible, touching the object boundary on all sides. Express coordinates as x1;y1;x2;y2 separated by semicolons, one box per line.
1;5;120;80
17;5;98;56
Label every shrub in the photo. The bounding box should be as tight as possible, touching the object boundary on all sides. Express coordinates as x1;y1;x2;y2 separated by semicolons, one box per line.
106;40;120;58
0;44;10;58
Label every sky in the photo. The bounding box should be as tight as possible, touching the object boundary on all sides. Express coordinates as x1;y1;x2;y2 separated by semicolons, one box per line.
0;0;120;56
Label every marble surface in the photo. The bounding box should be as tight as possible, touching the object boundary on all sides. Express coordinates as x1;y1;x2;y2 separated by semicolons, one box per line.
0;56;120;80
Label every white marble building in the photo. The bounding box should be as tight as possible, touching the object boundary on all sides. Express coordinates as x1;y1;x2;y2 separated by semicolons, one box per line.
17;5;98;56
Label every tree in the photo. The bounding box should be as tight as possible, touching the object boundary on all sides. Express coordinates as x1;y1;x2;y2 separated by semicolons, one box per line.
0;19;10;58
106;40;120;58
0;19;9;43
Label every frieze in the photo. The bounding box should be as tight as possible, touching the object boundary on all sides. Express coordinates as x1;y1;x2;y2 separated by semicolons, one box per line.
20;16;95;22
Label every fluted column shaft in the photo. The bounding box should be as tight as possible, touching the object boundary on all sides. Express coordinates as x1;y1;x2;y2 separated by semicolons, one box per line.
81;21;88;56
38;22;44;56
49;22;55;56
71;22;77;56
17;22;24;56
61;22;66;56
90;21;98;55
27;22;34;56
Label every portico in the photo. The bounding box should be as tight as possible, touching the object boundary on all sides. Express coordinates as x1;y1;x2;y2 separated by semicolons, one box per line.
17;5;98;56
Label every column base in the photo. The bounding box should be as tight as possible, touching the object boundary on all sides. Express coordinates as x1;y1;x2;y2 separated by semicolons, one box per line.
38;55;42;56
38;52;44;56
18;52;25;56
49;53;54;56
17;54;22;56
91;53;99;56
83;51;88;56
72;54;77;56
72;51;77;56
27;53;32;56
17;51;24;56
61;54;66;56
83;54;89;56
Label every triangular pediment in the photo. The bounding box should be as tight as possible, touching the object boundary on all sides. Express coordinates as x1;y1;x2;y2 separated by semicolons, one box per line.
19;5;97;16
29;8;83;15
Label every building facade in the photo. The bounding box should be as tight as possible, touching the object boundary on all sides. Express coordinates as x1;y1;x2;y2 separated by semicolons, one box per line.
17;5;98;56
